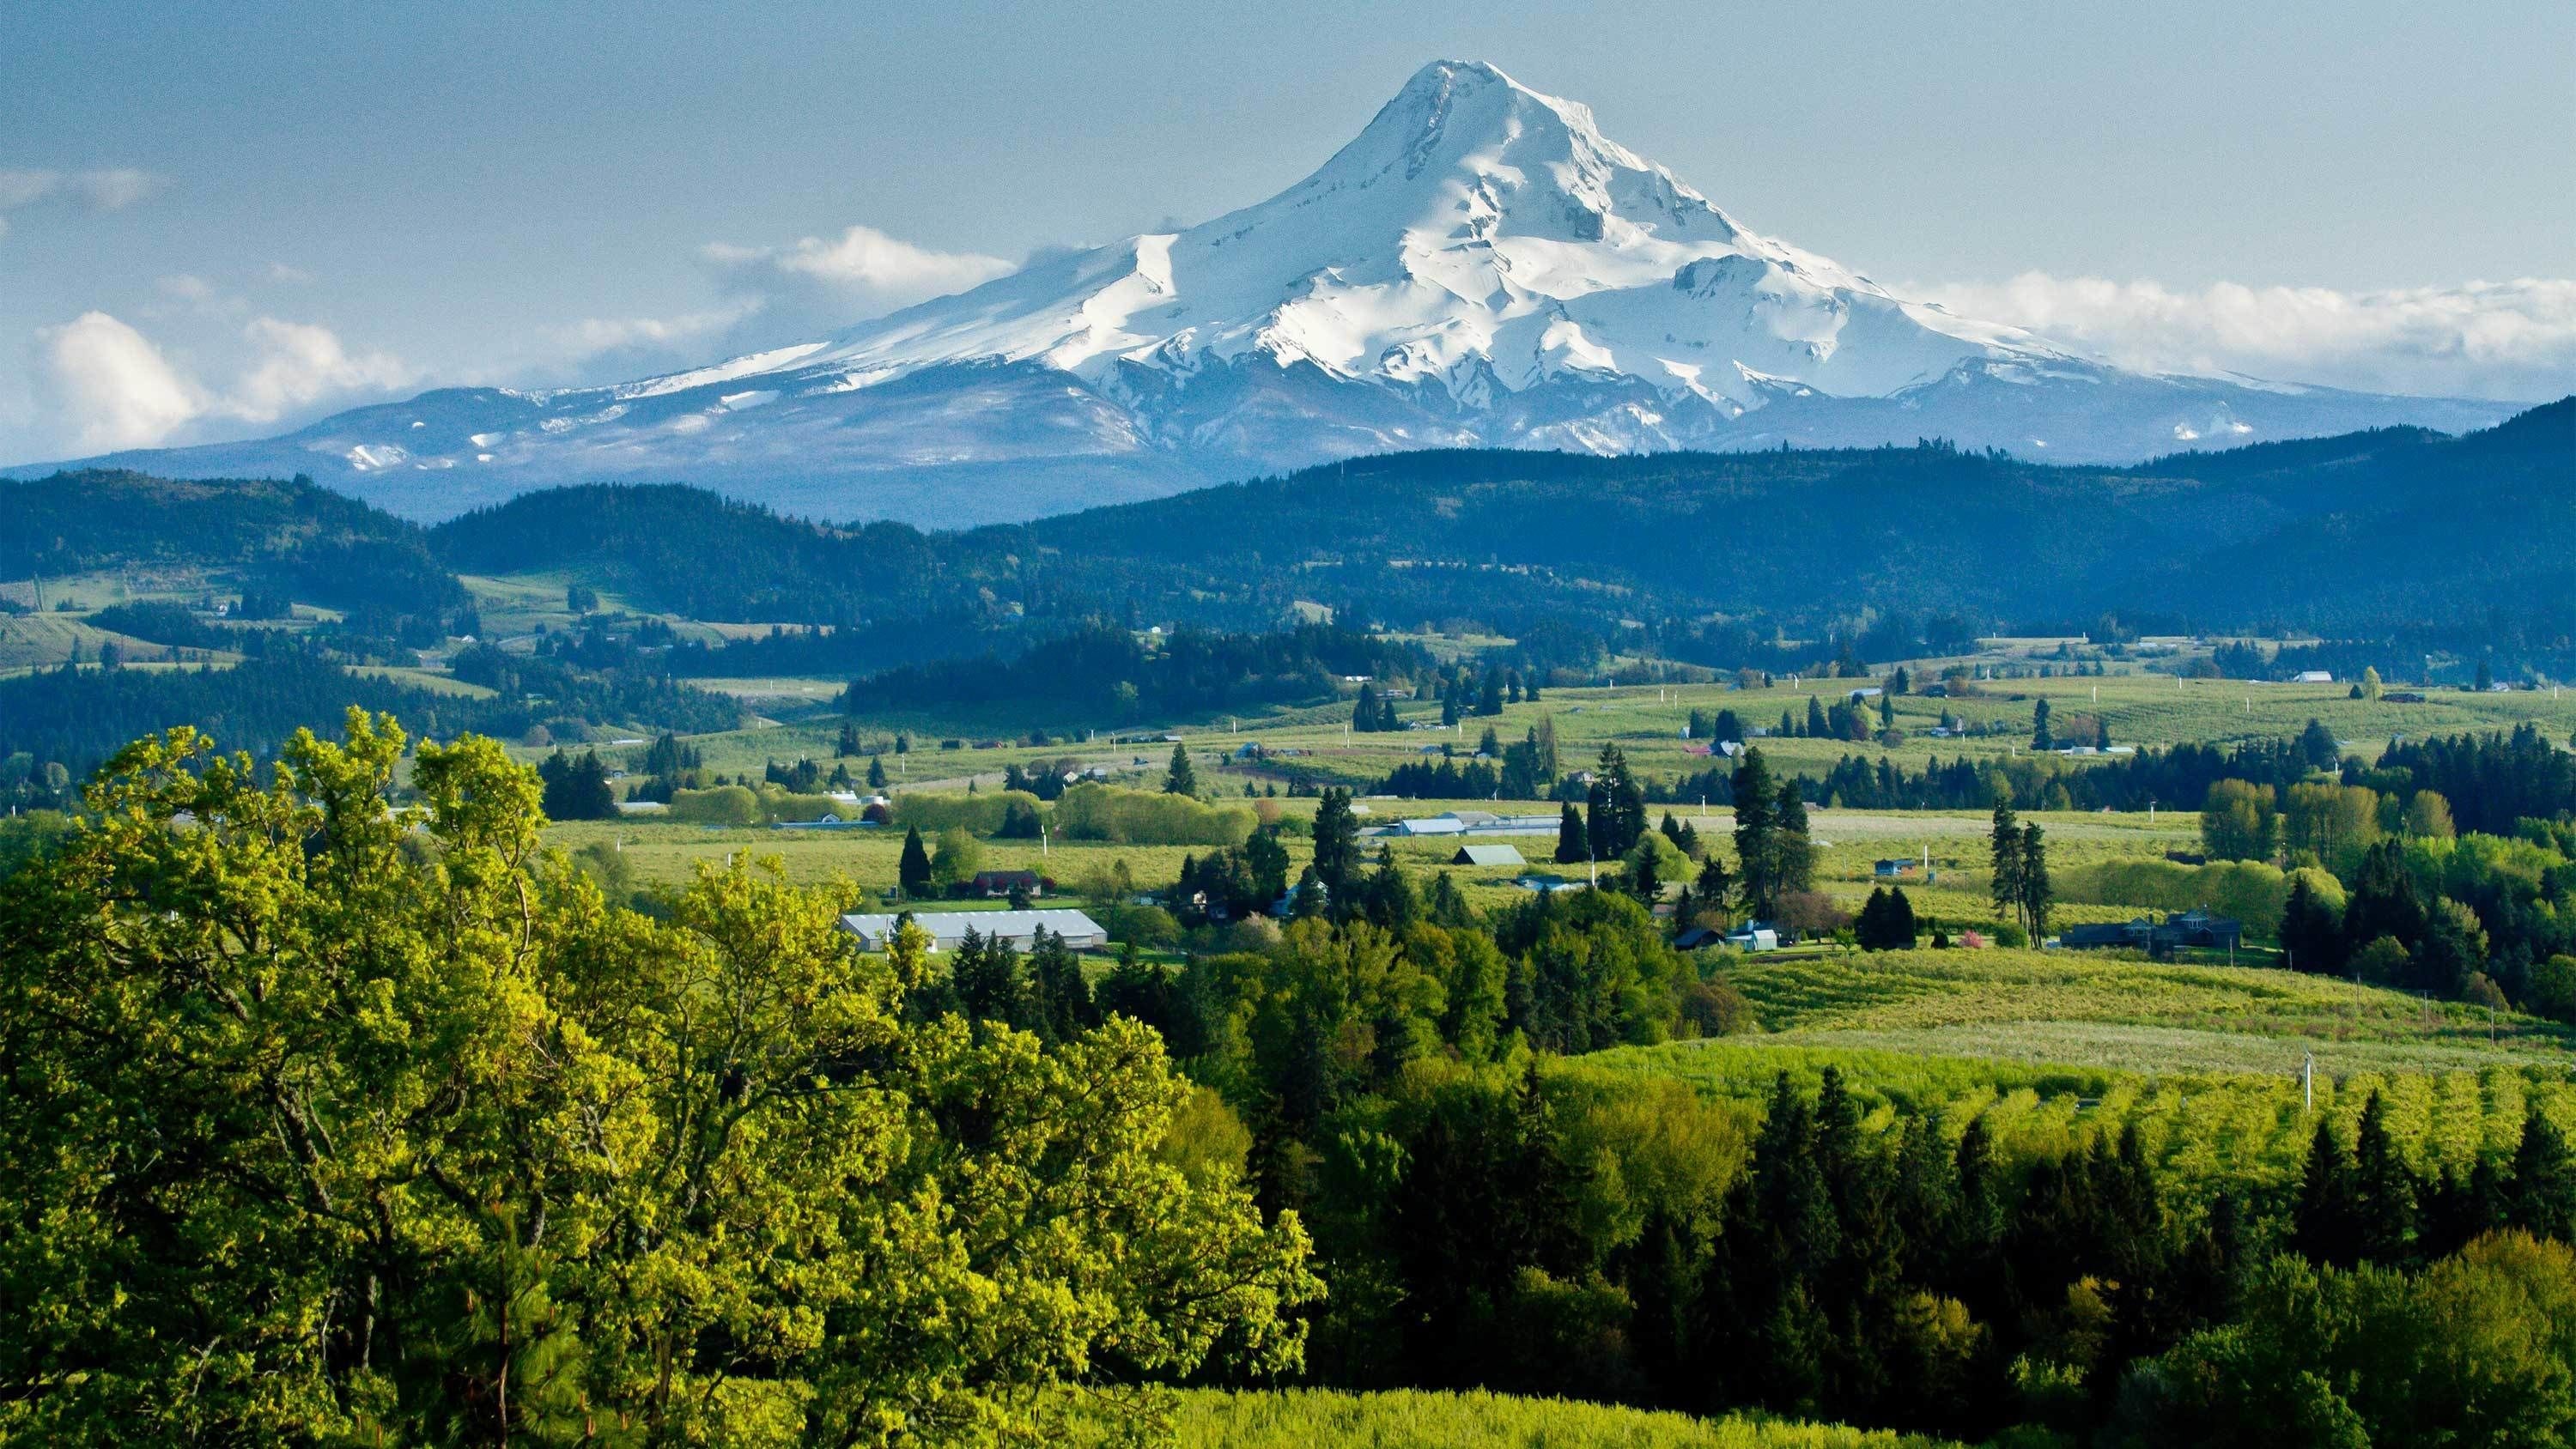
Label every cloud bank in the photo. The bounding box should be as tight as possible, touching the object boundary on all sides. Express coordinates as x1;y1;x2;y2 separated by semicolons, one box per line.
1918;274;2576;403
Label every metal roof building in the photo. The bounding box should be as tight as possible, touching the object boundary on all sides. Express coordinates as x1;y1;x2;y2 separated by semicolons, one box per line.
837;909;1108;953
1451;843;1527;867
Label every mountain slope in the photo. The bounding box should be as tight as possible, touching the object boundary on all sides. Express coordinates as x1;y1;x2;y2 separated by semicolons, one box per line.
9;62;2520;524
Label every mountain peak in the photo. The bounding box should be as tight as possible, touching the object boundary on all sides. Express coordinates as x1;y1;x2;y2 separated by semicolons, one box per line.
21;61;2515;524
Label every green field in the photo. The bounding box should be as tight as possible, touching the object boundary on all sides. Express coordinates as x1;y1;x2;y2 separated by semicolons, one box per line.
1080;1389;1961;1449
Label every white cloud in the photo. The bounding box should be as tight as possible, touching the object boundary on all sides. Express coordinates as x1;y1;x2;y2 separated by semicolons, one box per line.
39;312;205;452
223;317;412;423
0;167;167;240
32;310;412;454
156;273;215;301
540;305;757;359
704;224;1012;326
70;168;163;210
267;262;317;284
1919;273;2576;402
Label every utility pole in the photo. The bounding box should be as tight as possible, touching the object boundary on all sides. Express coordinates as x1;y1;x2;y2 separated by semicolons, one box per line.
2302;1052;2313;1113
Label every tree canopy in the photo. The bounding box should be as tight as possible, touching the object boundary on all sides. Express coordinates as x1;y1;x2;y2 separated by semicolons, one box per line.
0;713;1315;1443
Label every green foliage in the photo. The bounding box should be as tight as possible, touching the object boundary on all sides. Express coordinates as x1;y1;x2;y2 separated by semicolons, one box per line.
2200;779;2277;861
2109;1234;2576;1447
0;713;1316;1441
891;787;1047;836
1053;782;1254;846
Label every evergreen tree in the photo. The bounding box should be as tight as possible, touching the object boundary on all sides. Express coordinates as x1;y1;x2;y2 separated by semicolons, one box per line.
898;825;933;898
2278;872;2343;974
537;748;617;821
1989;799;2025;933
1774;783;1815;898
2510;1103;2576;1241
2291;1118;2362;1267
1310;787;1361;899
1027;927;1094;1044
1733;748;1780;918
1352;681;1381;733
1377;698;1399;732
1805;695;1829;739
1554;802;1589;865
1695;856;1733;925
1479;673;1504;717
1163;742;1198;796
866;753;887;789
2032;697;2053;751
2017;822;2050;941
2349;1091;2417;1264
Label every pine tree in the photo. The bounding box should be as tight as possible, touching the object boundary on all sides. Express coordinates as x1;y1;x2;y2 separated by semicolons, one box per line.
1352;682;1380;733
866;754;887;789
1163;742;1197;796
2032;697;2054;750
898;826;933;898
1695;855;1733;924
1989;799;2024;934
1805;695;1828;738
2017;822;2050;941
2510;1103;2576;1240
1555;802;1589;864
1479;673;1504;716
1310;787;1361;899
1732;748;1779;919
2349;1091;2417;1264
1773;783;1814;898
2291;1118;2362;1267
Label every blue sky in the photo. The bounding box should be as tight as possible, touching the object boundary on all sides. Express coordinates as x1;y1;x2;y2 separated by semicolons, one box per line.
6;0;2571;461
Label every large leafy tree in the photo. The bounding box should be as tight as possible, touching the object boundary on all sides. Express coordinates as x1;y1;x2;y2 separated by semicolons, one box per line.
0;713;1316;1444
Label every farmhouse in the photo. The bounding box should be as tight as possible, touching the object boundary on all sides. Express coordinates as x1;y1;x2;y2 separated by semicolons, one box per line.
2059;909;2243;958
1724;924;1782;953
836;909;1107;953
1872;858;1920;878
2293;670;2335;683
1451;843;1526;867
967;869;1050;898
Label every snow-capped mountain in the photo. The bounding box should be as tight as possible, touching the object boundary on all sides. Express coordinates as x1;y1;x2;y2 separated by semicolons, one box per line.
14;60;2513;524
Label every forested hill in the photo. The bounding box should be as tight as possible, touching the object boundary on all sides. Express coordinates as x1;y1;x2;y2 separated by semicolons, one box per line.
428;482;954;623
15;400;2569;652
992;395;2575;634
2144;395;2576;627
1;469;463;617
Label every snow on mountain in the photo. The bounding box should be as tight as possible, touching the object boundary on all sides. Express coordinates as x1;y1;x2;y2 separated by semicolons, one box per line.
9;60;2516;524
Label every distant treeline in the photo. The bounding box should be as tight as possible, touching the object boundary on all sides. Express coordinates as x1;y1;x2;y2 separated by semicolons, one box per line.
840;622;1431;723
0;650;738;780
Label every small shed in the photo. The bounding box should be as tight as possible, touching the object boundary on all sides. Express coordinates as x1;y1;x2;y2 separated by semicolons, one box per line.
1451;843;1527;868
